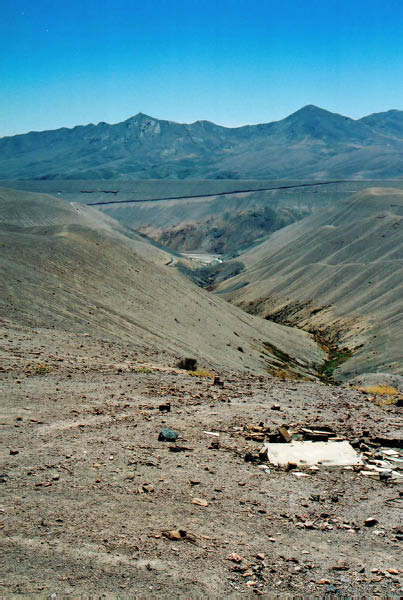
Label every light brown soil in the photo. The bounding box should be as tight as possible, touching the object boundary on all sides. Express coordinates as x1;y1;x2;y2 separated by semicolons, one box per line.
1;323;402;597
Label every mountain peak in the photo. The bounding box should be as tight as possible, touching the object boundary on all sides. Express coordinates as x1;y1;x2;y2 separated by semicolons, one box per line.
288;105;337;119
125;112;156;123
301;104;323;111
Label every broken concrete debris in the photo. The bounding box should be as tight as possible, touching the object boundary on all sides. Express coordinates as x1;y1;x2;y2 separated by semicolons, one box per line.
262;440;362;467
238;422;403;478
241;423;339;443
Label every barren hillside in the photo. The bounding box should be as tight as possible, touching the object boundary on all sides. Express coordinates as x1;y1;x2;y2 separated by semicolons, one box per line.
0;188;324;377
215;188;403;380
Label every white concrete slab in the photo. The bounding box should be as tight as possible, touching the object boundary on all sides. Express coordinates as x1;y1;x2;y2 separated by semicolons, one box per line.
263;440;362;467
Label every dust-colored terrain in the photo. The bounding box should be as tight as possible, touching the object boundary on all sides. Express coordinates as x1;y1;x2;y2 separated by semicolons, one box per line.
4;178;403;255
0;188;324;378
1;322;402;597
216;188;403;381
1;186;402;597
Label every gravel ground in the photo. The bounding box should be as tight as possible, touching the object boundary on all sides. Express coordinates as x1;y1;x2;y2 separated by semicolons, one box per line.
1;324;402;598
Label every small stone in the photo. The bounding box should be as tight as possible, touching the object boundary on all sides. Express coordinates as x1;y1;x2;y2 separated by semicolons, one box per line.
163;529;186;541
158;428;178;442
192;497;209;507
332;561;349;571
227;553;243;563
9;449;19;455
213;376;224;388
142;483;154;493
364;517;378;527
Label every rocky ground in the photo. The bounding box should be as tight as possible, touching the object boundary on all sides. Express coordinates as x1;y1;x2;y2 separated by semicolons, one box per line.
1;322;402;598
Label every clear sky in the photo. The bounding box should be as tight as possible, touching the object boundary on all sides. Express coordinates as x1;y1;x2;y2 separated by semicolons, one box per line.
1;0;403;136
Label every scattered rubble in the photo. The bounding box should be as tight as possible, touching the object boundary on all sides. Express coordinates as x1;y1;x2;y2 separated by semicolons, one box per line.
1;333;401;597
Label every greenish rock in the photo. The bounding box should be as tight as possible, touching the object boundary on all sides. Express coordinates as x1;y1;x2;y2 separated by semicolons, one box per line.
158;428;178;442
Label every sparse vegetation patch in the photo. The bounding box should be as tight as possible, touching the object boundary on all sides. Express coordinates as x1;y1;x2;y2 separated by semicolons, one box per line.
309;327;354;384
135;366;154;374
187;368;214;378
262;341;311;380
357;384;398;396
25;362;52;376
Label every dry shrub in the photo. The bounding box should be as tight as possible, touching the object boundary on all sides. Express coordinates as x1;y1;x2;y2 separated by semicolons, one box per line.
358;385;398;396
26;362;52;376
356;384;399;408
188;368;214;378
135;366;153;374
374;396;399;407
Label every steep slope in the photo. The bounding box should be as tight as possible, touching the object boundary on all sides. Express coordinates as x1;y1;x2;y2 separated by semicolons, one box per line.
215;188;403;380
0;188;324;376
1;106;403;179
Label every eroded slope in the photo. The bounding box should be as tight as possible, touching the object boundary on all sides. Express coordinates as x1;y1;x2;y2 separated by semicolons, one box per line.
216;188;403;380
0;188;324;376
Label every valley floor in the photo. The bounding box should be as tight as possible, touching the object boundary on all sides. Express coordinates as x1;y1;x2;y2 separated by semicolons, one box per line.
1;322;402;597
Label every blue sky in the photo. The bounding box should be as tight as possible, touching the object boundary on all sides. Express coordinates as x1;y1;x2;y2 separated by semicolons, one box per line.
1;0;403;136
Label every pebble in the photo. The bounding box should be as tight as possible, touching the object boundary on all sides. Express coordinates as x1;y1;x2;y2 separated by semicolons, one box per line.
227;553;243;563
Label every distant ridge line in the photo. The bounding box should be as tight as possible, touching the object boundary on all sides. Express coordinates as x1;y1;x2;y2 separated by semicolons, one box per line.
86;180;346;206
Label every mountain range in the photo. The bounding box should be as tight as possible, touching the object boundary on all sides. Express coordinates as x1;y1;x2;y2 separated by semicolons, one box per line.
1;105;403;180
